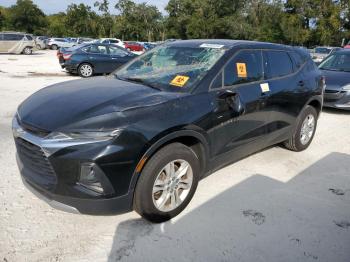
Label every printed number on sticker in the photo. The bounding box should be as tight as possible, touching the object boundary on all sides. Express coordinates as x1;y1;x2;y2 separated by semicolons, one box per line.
170;75;190;87
236;63;247;78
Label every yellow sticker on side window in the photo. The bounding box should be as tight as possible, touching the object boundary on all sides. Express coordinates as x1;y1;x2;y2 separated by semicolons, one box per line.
236;63;247;78
170;75;190;87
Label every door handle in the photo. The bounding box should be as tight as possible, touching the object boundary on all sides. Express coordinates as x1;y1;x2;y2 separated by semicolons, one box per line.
298;80;305;87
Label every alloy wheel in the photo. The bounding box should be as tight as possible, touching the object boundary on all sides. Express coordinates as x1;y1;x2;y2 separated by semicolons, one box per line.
300;114;315;145
152;159;193;212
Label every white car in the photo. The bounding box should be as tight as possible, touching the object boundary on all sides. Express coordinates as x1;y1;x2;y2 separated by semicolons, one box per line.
47;38;75;50
99;38;125;48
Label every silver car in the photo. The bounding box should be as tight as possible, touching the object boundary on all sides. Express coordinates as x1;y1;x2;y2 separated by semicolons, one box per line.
0;32;35;55
47;38;75;50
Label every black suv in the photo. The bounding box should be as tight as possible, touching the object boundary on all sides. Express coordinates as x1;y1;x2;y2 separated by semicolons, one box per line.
13;40;324;222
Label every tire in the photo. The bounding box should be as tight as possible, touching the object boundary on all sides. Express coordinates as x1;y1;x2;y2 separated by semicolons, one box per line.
36;44;42;50
134;143;200;223
23;47;32;55
78;63;94;78
284;105;318;152
51;44;58;50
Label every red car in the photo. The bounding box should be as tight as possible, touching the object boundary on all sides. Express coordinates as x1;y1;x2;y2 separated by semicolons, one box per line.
124;42;144;52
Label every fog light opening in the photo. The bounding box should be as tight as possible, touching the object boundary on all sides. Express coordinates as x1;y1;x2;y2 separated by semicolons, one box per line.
79;163;104;194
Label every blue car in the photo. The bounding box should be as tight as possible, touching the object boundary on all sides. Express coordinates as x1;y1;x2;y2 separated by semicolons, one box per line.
319;49;350;110
58;43;136;77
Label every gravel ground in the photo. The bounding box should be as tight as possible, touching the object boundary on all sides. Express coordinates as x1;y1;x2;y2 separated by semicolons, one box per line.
0;50;349;262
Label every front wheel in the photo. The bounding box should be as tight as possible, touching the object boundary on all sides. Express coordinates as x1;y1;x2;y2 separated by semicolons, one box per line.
134;143;200;223
78;63;94;78
284;105;318;151
23;47;32;55
51;44;58;50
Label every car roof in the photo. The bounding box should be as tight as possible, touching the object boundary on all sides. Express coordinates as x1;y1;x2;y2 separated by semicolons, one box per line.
166;39;295;51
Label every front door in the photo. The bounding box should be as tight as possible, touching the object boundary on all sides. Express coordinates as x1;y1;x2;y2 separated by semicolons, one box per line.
107;45;132;73
87;45;110;73
207;49;271;168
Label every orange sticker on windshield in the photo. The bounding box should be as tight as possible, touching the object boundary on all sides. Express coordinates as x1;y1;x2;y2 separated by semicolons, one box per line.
236;63;247;78
170;75;190;87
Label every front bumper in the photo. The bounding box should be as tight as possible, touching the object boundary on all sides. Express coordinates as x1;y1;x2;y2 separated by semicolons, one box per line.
323;89;350;110
13;117;137;215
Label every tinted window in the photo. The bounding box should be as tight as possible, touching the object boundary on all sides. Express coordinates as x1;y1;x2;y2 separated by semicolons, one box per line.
264;51;293;78
3;34;24;41
224;50;263;86
25;35;33;40
0;34;3;40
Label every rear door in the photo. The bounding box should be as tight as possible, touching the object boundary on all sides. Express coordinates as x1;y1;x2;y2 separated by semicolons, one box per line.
208;49;271;165
107;45;132;72
85;45;110;73
261;50;303;144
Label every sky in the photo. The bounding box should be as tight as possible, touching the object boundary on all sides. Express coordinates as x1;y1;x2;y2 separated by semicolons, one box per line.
0;0;168;14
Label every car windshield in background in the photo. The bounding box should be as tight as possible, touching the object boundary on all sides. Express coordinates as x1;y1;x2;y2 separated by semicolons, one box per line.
315;47;331;54
116;45;226;91
319;53;350;72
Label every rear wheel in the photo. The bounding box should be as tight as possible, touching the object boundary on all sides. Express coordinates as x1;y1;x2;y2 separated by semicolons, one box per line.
23;47;32;55
284;105;318;151
78;63;94;78
134;143;200;223
51;44;58;50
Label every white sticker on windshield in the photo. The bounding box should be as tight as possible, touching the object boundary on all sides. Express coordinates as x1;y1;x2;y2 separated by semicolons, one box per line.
200;43;224;49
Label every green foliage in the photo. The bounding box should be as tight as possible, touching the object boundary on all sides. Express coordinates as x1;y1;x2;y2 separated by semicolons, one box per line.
0;0;349;46
6;0;47;34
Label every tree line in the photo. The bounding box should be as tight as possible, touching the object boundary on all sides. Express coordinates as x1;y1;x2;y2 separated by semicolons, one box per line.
0;0;349;47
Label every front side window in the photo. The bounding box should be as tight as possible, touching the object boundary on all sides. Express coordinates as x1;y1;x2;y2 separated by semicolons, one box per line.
116;45;226;91
25;35;33;41
224;50;263;86
319;53;350;72
264;51;293;79
109;45;128;57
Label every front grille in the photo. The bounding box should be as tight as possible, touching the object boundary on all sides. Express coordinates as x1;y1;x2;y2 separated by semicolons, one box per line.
15;137;57;185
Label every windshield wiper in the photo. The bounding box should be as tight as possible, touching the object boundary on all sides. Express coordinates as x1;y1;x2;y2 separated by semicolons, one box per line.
319;68;343;72
115;75;161;91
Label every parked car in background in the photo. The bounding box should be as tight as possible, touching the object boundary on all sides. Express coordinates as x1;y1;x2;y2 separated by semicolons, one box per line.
98;38;125;48
14;40;323;222
311;47;340;64
58;43;135;77
319;49;350;110
47;38;75;50
0;32;34;55
141;42;157;50
124;41;144;52
35;36;49;50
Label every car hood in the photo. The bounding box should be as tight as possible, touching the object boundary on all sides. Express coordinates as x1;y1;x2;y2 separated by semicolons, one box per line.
18;76;185;131
320;69;350;90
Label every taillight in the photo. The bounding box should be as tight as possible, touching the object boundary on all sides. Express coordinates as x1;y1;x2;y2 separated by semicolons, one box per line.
63;54;72;60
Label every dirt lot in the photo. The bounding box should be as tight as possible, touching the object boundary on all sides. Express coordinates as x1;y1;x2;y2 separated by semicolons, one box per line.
0;50;350;262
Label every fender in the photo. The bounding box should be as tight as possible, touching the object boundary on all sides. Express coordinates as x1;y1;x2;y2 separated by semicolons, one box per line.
127;129;210;194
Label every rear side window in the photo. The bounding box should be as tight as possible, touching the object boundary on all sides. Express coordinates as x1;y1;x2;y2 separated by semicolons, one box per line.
3;34;24;41
264;51;293;78
25;35;33;40
224;50;263;86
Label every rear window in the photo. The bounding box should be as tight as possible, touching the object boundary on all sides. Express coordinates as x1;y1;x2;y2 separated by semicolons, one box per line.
3;34;24;41
264;51;293;78
224;50;263;86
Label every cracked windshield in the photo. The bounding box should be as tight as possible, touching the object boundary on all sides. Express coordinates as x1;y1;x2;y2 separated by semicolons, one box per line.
116;45;226;90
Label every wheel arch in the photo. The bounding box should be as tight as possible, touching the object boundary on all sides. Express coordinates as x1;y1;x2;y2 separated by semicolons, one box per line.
129;130;210;194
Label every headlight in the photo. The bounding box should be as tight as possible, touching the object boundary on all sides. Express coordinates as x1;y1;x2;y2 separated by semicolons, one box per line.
342;84;350;91
44;129;122;142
